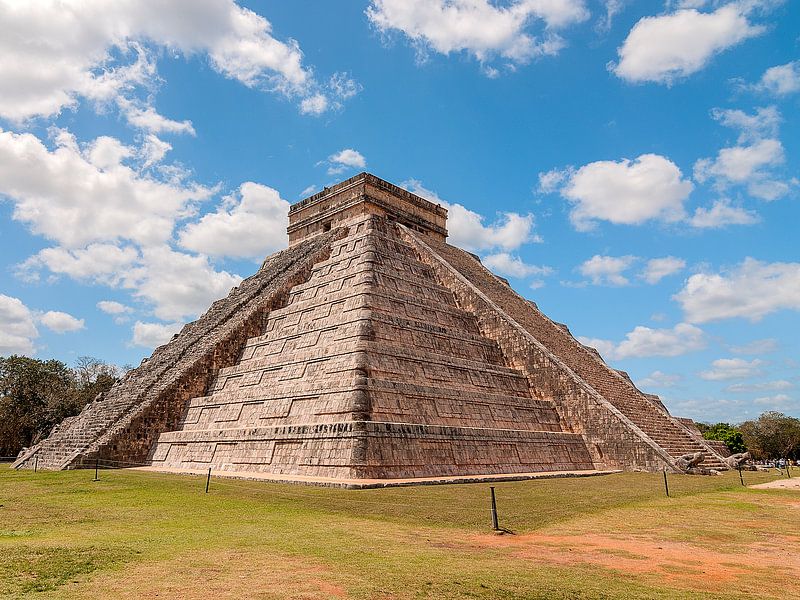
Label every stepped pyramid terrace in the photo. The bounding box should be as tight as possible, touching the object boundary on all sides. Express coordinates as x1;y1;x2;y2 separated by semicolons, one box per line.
14;173;728;486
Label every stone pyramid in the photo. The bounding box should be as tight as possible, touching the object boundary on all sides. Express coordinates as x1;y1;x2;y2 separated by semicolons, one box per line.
15;173;727;484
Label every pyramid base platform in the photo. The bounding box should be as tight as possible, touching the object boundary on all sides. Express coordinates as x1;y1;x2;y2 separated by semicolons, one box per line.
131;465;621;489
147;420;597;480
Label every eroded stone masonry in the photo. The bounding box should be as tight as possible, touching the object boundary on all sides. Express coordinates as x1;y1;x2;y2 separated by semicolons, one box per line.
15;173;727;482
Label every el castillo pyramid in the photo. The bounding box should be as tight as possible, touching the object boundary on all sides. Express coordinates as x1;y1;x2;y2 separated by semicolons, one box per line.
14;173;728;484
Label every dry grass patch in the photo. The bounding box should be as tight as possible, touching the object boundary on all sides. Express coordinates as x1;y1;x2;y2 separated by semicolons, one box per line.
1;465;796;599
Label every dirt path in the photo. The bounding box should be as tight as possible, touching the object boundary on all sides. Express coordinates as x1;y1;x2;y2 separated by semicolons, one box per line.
467;528;800;595
750;477;800;490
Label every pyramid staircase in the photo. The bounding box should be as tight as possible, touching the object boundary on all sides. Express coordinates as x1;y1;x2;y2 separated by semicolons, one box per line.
405;231;727;471
13;235;336;471
16;172;727;480
148;214;594;479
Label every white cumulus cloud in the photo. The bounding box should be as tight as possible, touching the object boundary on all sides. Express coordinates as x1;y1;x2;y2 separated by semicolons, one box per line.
139;135;174;170
753;393;792;406
543;152;765;230
97;301;133;315
711;105;780;144
325;148;367;175
694;105;791;201
1;128;265;325
689;198;760;228
613;323;706;359
447;207;537;252
729;338;778;355
179;182;290;260
403;179;538;252
579;322;706;360
578;255;637;286
726;380;792;393
612;4;764;84
0;294;38;356
125;246;242;322
596;0;627;32
641;256;686;284
553;154;693;230
119;101;196;136
755;60;800;96
675;258;800;323
366;0;589;70
131;321;183;348
537;167;569;193
0;0;346;122
694;138;786;200
0;129;214;249
699;358;765;381
637;370;682;389
483;252;552;279
19;244;140;285
38;311;85;333
300;94;329;116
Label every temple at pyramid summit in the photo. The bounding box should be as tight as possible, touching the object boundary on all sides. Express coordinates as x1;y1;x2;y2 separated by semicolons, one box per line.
14;173;728;485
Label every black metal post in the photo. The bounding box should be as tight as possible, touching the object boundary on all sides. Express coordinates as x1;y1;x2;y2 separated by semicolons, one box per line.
34;455;38;473
205;467;212;493
93;458;99;481
738;466;745;486
663;468;670;497
490;486;499;531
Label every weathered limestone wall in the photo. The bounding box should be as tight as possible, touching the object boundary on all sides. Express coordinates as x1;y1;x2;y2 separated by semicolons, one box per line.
358;422;593;479
153;422;367;479
288;173;447;245
407;229;727;471
14;231;339;471
148;214;594;479
434;245;724;470
22;172;721;481
401;228;677;472
151;421;594;480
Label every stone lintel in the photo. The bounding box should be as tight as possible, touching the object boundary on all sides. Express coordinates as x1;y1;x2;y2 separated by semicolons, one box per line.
288;172;448;245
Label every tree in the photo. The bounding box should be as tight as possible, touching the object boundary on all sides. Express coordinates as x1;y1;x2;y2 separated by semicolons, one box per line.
0;356;76;456
695;422;710;434
701;422;747;454
739;412;800;460
73;356;123;387
0;355;121;457
73;356;123;406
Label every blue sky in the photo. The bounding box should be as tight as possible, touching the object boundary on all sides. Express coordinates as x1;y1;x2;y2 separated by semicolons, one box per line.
0;0;798;423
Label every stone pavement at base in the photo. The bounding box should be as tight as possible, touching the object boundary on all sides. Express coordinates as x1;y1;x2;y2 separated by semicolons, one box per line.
131;466;621;489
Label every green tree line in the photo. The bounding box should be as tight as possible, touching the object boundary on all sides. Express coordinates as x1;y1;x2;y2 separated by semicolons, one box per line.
0;355;123;457
2;355;799;461
698;412;800;460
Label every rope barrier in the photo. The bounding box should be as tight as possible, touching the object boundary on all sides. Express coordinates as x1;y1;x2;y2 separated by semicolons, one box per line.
67;458;500;516
16;457;780;531
196;476;490;515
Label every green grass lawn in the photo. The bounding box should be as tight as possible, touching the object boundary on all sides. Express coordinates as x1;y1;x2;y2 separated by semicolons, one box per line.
1;465;797;599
